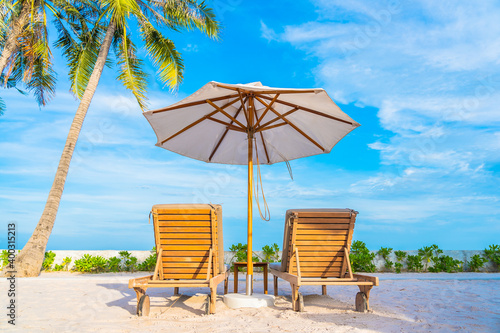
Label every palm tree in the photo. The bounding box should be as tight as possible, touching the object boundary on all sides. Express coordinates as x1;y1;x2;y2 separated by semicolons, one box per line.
13;0;219;277
0;0;100;113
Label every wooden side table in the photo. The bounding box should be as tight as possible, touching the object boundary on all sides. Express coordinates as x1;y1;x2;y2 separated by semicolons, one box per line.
233;262;268;294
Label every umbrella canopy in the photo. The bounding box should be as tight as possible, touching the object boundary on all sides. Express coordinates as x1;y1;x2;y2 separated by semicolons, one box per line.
144;81;360;295
144;82;360;165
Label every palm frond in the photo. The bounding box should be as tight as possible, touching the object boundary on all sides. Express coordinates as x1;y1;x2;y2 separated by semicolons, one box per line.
140;20;183;89
26;55;57;106
101;0;141;28
54;9;105;98
158;0;220;38
115;30;148;110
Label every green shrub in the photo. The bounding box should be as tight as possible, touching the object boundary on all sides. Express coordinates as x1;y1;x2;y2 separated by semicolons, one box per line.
468;254;488;272
53;257;72;271
406;255;423;272
229;243;260;271
484;244;500;268
418;245;442;272
429;255;463;273
1;250;9;269
138;247;157;271
377;247;393;272
350;241;375;273
106;256;121;272
395;250;407;262
262;243;280;263
119;251;138;272
73;254;107;273
42;251;56;271
394;250;407;273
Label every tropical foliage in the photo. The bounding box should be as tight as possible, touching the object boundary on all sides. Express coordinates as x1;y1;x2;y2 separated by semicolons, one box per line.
0;0;100;113
377;247;393;272
350;240;376;273
14;0;220;277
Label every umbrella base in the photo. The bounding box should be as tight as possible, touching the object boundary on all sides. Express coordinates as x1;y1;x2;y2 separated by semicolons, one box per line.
223;293;275;309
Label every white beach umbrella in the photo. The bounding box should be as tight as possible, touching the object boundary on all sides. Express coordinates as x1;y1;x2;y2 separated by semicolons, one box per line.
143;81;360;295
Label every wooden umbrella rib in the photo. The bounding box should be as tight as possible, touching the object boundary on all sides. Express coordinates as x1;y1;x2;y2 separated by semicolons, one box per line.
255;122;288;132
151;94;239;114
256;107;299;131
208;104;245;162
159;97;243;145
258;95;355;125
160;110;218;144
259;132;270;163
206;100;247;129
254;96;325;152
237;90;249;124
254;93;279;128
207;117;246;132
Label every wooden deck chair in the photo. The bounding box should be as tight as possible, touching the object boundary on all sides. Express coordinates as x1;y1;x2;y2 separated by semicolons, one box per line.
128;204;229;315
269;209;378;312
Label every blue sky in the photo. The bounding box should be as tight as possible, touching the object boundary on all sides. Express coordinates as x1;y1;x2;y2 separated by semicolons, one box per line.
1;0;499;251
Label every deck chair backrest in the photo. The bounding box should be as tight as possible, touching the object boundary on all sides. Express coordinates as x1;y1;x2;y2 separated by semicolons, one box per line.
281;209;357;278
151;204;224;280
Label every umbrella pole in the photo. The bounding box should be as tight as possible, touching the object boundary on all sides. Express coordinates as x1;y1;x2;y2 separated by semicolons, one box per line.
246;130;254;296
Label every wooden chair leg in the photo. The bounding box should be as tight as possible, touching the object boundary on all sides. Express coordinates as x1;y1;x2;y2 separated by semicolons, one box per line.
356;285;373;312
274;276;278;296
210;287;216;314
291;284;298;311
174;287;179;296
224;276;229;294
322;285;327;295
133;287;147;315
234;268;238;293
263;264;268;294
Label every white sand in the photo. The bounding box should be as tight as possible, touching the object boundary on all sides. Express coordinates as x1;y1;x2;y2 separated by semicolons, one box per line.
1;272;499;332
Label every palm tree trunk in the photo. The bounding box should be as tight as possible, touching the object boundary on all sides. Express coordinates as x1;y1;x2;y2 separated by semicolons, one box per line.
13;21;117;277
0;1;32;75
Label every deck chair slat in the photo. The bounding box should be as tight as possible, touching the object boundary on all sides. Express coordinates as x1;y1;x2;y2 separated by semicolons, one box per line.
297;212;352;218
299;255;344;262
163;273;209;279
298;247;345;253
300;253;344;263
300;261;342;270
298;223;350;230
161;233;212;239
161;245;211;251
162;256;209;262
159;227;212;233
297;218;351;224
162;268;215;274
292;266;342;273
296;235;347;241
296;229;349;235
164;262;210;268
299;272;344;277
158;221;211;227
295;240;347;246
157;215;211;221
155;208;212;214
159;239;212;245
161;250;210;256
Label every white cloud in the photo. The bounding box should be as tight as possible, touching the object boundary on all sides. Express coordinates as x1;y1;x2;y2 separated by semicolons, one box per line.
260;20;278;42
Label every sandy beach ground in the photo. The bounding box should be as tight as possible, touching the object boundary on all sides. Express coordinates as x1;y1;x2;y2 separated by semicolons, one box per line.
1;272;499;332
